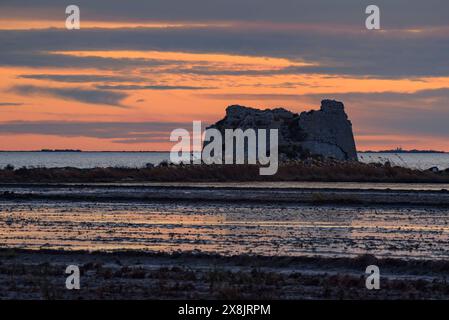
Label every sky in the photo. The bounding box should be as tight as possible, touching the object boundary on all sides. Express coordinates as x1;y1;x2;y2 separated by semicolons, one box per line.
0;0;448;151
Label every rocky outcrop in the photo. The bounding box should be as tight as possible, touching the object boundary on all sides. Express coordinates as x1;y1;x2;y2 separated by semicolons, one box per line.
205;99;358;161
296;100;358;161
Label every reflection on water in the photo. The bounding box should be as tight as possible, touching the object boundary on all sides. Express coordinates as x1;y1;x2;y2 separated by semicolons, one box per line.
1;201;448;260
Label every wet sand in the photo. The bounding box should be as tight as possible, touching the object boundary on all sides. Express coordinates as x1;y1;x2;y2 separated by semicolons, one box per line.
2;183;449;206
1;182;449;299
1;200;449;259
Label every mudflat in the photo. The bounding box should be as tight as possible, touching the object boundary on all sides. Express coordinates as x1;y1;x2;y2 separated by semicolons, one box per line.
1;182;449;299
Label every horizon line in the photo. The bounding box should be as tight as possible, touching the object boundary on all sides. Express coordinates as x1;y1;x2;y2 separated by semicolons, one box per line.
0;149;448;153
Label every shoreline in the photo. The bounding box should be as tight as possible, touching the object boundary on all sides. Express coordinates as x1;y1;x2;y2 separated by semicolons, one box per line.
2;183;449;206
2;180;449;190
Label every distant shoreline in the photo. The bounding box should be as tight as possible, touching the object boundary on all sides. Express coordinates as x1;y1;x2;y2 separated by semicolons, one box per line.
360;149;447;154
0;150;170;153
0;150;447;153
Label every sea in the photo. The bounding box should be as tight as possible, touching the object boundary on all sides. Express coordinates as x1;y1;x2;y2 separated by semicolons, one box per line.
0;151;448;170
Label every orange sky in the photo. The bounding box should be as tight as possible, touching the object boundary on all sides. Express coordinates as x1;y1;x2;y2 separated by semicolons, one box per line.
1;17;449;151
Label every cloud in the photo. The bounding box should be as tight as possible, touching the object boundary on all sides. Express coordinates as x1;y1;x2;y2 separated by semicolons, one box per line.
0;102;23;106
0;50;185;70
18;74;146;83
0;25;447;78
0;120;193;143
1;0;448;29
95;84;216;90
9;85;128;107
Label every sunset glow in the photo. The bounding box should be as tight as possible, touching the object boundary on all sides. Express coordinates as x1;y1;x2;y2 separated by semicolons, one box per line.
1;3;448;151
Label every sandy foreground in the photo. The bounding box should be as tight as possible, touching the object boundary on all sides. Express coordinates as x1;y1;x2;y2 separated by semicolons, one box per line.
1;183;449;299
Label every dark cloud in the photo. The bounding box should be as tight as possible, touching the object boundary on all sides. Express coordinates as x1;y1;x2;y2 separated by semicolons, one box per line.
0;50;184;70
18;74;146;83
9;85;128;107
0;102;23;106
1;0;447;29
0;24;448;78
96;84;216;90
0;121;192;143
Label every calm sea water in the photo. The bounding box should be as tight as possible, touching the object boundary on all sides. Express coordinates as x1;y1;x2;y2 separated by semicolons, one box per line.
0;152;169;169
0;151;448;170
358;152;449;170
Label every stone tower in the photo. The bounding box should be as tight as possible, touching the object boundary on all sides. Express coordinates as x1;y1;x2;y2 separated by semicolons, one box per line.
205;99;358;161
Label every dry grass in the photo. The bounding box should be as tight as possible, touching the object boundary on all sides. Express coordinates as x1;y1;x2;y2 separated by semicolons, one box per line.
0;160;448;183
2;249;449;299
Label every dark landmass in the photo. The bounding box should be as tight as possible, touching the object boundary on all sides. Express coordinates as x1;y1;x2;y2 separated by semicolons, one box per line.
0;150;168;153
1;248;449;300
0;160;448;183
40;149;82;152
362;149;446;154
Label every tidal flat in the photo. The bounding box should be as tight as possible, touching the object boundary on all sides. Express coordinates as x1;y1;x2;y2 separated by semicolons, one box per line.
1;200;449;259
1;183;449;299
